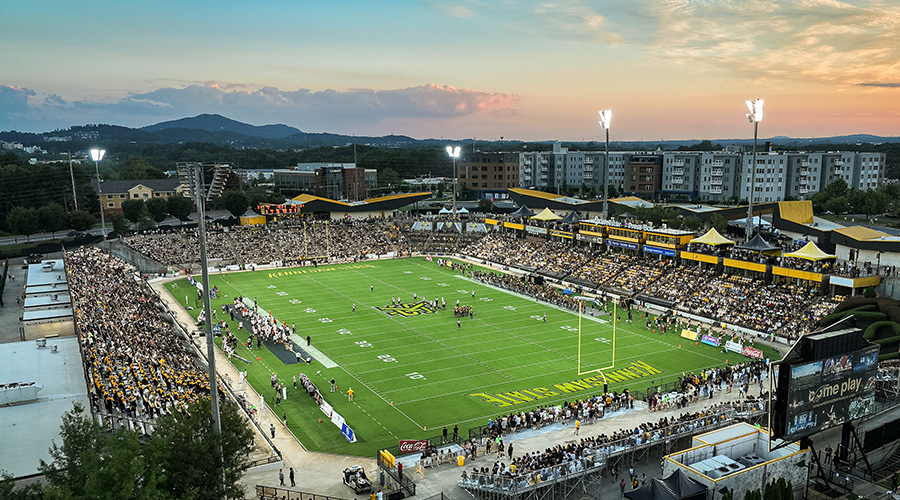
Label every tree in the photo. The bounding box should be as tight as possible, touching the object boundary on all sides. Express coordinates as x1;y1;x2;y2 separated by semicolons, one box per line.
167;195;194;221
0;470;42;499
119;157;166;180
683;216;703;231
823;177;849;198
109;212;128;237
6;206;40;241
378;167;401;189
220;190;250;218
121;199;149;223
710;213;727;232
65;210;96;231
146;197;170;223
150;399;253;500
39;401;108;498
36;202;66;237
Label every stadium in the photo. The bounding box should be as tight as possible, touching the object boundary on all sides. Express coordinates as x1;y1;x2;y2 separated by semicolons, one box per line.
5;190;900;500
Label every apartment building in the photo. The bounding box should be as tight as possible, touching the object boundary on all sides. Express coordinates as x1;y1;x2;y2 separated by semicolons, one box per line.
517;146;885;202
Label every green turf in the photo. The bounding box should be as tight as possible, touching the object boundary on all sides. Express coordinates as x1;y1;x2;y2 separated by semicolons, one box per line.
164;258;777;457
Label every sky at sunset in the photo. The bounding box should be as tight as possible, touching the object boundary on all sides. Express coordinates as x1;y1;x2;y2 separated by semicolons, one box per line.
2;0;899;141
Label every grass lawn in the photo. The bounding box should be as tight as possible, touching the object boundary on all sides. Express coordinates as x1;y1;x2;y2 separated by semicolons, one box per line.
164;257;777;457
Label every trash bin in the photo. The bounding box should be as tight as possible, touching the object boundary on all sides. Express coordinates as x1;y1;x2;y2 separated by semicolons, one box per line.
458;455;465;467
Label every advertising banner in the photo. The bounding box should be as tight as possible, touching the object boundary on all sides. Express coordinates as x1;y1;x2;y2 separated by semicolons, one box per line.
341;422;357;443
644;245;677;257
331;410;345;428
725;340;744;354
742;346;763;359
320;400;334;418
700;334;720;347
399;439;429;454
607;239;639;250
783;346;879;441
680;329;699;341
526;225;548;235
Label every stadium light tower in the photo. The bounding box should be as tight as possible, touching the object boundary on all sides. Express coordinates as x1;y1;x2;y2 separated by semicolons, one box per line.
745;99;764;239
598;110;612;220
177;162;231;500
90;149;107;239
446;145;461;211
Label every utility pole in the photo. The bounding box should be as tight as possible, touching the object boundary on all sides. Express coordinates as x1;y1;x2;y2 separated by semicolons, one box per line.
68;152;78;211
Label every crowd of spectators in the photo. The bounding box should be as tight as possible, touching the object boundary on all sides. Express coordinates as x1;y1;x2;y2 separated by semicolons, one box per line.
642;265;714;303
457;361;769;491
675;276;827;339
127;219;411;268
67;247;213;427
124;219;848;339
465;234;592;272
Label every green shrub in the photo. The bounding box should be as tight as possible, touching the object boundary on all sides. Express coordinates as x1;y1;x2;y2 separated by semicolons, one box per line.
864;321;900;341
833;296;876;314
879;352;899;362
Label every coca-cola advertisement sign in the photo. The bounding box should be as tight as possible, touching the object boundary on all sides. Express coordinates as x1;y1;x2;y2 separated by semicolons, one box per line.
743;346;763;359
399;440;429;454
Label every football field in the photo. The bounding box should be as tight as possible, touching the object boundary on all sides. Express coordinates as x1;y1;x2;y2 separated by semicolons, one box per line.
165;257;775;457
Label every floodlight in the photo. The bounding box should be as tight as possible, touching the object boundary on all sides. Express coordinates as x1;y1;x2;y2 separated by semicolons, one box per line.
746;99;763;123
446;146;461;158
90;149;105;162
598;109;612;130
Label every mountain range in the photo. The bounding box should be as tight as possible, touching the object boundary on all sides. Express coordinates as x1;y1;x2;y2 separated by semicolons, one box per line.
2;113;899;150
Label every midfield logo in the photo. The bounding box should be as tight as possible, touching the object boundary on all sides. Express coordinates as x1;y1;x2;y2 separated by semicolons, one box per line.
377;302;437;317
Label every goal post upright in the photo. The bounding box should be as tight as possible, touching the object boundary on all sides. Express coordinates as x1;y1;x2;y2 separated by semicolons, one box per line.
574;295;616;377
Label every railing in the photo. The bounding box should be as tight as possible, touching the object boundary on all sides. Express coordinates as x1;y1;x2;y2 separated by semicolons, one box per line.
671;178;684;185
712;160;724;167
460;455;604;495
256;486;352;500
711;168;724;176
710;178;723;185
673;168;684;175
710;187;723;194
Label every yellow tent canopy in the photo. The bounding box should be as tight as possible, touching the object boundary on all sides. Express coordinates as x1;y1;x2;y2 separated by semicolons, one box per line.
784;241;836;261
689;228;735;247
530;207;562;221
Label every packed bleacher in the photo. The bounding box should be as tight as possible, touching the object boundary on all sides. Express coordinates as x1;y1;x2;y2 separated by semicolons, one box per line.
127;219;412;268
455;360;769;492
67;247;213;433
122;217;850;340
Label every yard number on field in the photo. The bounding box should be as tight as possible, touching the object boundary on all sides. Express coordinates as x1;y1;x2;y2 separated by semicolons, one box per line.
289;299;302;305
319;317;332;323
561;325;578;332
406;372;426;380
504;305;517;312
378;354;398;363
594;337;612;344
355;341;373;348
276;291;288;296
337;328;352;335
